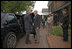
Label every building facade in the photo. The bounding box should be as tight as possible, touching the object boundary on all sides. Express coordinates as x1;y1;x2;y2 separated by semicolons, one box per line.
48;1;71;24
42;8;48;21
42;8;48;13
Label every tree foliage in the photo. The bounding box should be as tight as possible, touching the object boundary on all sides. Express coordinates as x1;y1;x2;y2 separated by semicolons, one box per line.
1;1;35;14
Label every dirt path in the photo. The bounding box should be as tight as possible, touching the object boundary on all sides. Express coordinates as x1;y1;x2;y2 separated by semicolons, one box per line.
47;34;71;48
16;26;71;48
39;27;49;48
16;34;38;48
16;26;49;48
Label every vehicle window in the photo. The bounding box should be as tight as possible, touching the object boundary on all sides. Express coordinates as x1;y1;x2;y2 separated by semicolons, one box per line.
7;15;14;21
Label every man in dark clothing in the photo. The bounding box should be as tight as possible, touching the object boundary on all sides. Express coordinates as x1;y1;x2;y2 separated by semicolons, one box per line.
30;13;36;38
24;9;33;44
60;9;69;41
54;13;58;26
33;10;41;43
42;18;45;28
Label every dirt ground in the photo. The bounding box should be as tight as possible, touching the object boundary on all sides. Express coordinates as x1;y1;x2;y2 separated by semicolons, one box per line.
16;34;38;48
16;26;49;48
16;26;71;48
47;34;71;48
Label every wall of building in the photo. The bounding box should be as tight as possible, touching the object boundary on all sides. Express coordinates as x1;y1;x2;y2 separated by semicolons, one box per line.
48;1;71;12
48;1;71;24
56;1;65;9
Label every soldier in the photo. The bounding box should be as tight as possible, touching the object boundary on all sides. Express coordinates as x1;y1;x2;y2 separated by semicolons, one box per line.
24;9;33;44
60;9;69;41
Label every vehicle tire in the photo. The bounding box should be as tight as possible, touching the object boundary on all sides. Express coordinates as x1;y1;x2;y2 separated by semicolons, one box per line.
3;32;17;48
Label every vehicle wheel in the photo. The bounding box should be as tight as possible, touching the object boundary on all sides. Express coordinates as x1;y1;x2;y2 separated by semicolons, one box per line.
3;32;17;48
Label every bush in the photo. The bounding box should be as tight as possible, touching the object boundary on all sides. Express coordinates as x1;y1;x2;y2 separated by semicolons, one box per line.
51;25;71;36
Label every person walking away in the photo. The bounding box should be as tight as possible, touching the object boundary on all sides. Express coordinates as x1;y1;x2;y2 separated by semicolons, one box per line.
24;9;33;44
60;9;69;41
42;18;45;28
